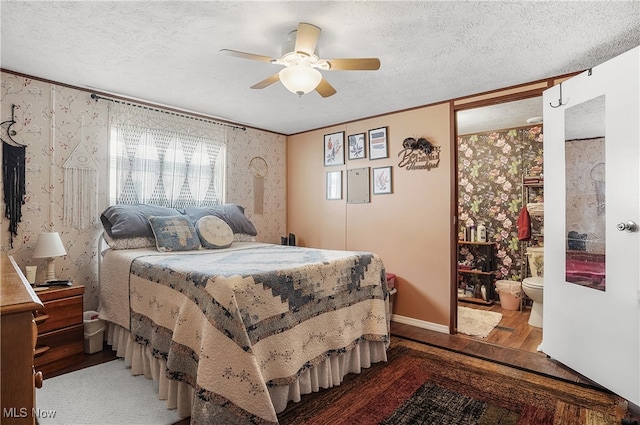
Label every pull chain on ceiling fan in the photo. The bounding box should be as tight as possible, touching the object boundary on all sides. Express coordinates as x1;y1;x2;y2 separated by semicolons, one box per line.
221;22;380;97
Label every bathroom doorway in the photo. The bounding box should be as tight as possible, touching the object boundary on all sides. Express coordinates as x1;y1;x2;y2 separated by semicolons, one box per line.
454;95;545;354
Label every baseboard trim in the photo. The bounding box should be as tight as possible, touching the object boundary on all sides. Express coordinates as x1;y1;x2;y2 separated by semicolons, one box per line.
391;314;450;334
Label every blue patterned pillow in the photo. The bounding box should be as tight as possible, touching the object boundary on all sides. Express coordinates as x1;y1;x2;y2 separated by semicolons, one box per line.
149;215;201;252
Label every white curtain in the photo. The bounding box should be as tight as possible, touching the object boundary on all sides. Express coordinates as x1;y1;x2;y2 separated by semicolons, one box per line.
108;102;226;207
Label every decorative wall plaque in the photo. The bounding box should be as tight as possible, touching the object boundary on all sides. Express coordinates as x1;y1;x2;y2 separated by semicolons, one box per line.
398;137;441;170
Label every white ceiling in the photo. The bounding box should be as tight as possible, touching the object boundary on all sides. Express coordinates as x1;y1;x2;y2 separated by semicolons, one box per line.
457;97;544;136
1;1;639;135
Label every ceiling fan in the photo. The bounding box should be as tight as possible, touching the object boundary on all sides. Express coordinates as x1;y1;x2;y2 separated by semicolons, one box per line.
221;22;380;98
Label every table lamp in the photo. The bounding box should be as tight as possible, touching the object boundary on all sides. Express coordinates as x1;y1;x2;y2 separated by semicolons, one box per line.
33;232;67;281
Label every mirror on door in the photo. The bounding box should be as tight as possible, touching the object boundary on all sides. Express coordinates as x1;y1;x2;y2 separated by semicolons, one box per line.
564;95;606;291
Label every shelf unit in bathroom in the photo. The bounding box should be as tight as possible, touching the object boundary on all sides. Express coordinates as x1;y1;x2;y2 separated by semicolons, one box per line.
520;174;544;279
520;174;544;311
457;241;496;305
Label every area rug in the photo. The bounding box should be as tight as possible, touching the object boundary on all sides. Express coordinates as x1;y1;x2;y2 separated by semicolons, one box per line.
36;359;181;425
457;305;503;338
278;338;627;425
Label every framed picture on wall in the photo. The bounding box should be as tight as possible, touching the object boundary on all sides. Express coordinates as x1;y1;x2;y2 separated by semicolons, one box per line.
368;127;388;160
348;133;366;160
324;131;345;166
326;170;342;200
372;166;392;194
347;167;370;204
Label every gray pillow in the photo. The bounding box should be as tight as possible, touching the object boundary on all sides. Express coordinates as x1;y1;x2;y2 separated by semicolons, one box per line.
182;204;257;236
101;204;180;239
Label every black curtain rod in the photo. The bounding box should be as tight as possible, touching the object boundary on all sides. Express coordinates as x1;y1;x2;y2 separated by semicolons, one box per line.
90;93;246;131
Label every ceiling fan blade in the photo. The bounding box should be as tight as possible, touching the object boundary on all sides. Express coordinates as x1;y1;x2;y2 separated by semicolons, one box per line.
325;58;381;71
315;77;337;98
251;73;280;89
220;49;275;63
295;22;322;56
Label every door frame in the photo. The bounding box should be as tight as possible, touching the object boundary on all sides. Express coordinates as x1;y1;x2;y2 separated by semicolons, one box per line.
449;77;578;334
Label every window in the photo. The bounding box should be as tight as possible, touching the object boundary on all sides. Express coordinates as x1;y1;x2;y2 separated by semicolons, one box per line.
108;102;226;207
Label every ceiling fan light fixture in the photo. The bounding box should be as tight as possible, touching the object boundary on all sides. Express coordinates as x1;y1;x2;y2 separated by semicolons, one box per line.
279;64;322;96
222;22;379;98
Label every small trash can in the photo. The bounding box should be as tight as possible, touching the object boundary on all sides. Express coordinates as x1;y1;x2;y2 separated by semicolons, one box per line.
385;273;396;290
495;280;522;311
386;273;397;314
83;311;105;354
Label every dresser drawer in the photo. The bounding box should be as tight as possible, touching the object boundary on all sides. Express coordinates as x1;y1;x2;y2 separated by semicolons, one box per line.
35;295;83;334
34;324;84;377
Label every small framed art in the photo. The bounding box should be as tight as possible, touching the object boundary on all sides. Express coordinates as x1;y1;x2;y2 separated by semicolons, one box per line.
324;131;345;166
348;133;366;160
369;127;388;160
373;166;392;194
347;167;370;204
326;170;342;200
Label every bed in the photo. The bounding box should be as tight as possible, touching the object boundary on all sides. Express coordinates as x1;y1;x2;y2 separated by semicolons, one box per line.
97;204;390;425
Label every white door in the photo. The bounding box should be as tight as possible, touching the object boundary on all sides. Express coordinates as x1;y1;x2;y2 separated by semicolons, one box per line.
543;46;639;406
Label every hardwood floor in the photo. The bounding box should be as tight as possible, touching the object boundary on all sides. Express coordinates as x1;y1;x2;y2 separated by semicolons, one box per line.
43;341;116;380
391;300;600;386
458;299;543;353
45;322;638;423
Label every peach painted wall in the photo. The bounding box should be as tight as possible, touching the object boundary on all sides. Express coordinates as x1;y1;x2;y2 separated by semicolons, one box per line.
287;103;453;327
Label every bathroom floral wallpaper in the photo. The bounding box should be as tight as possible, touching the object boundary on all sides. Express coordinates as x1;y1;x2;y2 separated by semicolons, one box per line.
458;126;544;283
1;71;286;310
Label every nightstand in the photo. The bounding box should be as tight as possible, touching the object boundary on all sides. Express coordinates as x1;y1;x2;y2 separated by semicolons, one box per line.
33;285;84;377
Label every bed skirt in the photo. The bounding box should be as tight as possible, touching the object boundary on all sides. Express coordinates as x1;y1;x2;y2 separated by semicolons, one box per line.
105;322;388;420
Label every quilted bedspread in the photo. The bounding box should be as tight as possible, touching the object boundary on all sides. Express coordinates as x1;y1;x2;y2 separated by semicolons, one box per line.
100;243;389;424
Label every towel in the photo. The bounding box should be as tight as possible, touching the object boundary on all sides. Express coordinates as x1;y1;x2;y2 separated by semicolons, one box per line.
526;202;544;217
517;206;531;241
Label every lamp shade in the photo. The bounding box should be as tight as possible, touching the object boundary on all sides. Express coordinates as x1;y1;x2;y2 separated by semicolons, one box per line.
33;232;67;259
279;64;322;96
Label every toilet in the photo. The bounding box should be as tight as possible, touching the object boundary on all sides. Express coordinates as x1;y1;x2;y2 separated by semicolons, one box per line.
522;246;544;328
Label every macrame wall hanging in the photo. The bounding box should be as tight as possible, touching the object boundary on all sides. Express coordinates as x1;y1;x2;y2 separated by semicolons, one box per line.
1;104;26;248
63;123;98;230
249;156;268;215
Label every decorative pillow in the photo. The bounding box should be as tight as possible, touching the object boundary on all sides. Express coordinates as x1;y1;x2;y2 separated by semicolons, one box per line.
103;232;156;250
101;204;180;239
195;216;234;249
148;215;201;252
182;204;257;236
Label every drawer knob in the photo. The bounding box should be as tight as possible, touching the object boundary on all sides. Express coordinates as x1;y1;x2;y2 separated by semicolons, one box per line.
34;314;49;325
34;369;43;388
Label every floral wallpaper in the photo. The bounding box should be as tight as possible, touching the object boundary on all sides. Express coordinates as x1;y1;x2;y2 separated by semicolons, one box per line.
1;71;286;310
458;126;543;283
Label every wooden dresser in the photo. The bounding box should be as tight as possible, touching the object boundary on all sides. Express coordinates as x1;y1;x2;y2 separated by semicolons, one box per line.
1;253;44;425
33;285;84;377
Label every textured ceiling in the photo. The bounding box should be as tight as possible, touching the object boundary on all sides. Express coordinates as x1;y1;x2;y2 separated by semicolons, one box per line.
1;1;639;135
